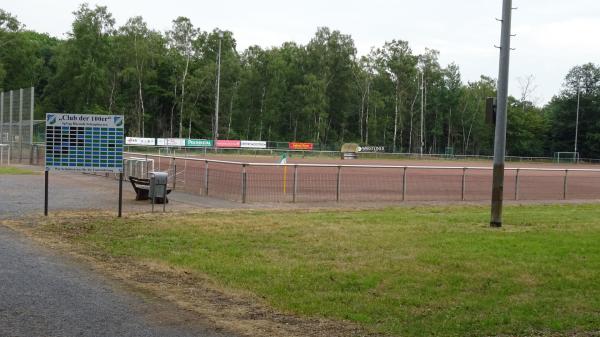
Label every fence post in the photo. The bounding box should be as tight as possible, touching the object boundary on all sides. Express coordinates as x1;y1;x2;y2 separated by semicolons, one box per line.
173;159;177;190
402;167;407;201
19;88;23;162
241;164;247;203
336;165;341;202
563;169;568;200
293;165;298;203
515;169;520;200
461;167;467;201
204;160;209;195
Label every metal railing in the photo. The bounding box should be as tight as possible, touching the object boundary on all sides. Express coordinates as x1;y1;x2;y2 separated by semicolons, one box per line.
125;152;600;204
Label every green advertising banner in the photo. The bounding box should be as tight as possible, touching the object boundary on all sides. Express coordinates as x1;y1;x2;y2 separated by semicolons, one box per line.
185;139;213;147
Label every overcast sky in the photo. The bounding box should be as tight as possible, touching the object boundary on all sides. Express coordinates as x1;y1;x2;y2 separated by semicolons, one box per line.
4;0;600;105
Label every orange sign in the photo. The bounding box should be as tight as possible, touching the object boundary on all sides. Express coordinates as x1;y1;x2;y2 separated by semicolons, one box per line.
289;142;314;150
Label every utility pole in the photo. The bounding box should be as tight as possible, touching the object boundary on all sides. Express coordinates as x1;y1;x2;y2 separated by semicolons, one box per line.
214;30;224;147
574;81;581;155
420;70;424;156
490;0;514;228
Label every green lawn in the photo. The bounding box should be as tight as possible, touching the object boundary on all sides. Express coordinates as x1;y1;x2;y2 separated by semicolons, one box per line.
44;204;600;336
0;166;36;174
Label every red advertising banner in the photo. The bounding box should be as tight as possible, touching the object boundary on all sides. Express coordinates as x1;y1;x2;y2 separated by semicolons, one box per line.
216;139;241;148
289;142;314;150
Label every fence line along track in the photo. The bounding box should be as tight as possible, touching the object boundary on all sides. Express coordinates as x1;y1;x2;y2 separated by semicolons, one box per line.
122;152;600;204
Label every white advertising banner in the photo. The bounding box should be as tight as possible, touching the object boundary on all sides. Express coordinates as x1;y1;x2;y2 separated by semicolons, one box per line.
156;138;185;146
125;137;155;146
240;140;267;149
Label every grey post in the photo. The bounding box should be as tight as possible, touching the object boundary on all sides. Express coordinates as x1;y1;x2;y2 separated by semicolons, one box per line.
402;167;407;201
241;164;247;203
336;165;341;202
293;165;298;203
19;88;23;162
29;87;34;145
490;0;513;228
563;169;568;200
204;160;209;195
461;168;467;201
514;169;520;200
8;91;13;156
0;92;3;144
173;160;177;190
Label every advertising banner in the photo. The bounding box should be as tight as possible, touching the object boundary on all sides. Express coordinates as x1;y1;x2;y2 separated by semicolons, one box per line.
156;138;185;146
241;140;267;149
125;137;155;146
357;146;385;153
289;142;314;151
216;140;241;148
185;139;213;147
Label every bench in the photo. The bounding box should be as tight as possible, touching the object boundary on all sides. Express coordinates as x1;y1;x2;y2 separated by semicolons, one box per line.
129;176;171;203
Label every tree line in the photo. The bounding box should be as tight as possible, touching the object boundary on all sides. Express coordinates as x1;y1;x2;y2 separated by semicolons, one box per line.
1;5;599;157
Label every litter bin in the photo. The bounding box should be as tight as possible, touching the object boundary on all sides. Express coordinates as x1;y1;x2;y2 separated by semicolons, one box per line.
149;171;168;205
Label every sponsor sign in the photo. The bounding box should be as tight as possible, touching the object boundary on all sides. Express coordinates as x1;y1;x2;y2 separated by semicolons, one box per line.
45;113;124;173
289;142;314;151
185;139;213;147
156;138;185;146
126;137;155;146
241;140;267;149
358;146;385;153
216;139;241;148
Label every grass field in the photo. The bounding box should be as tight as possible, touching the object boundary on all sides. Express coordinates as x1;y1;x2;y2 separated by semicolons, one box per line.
42;204;600;336
0;166;36;175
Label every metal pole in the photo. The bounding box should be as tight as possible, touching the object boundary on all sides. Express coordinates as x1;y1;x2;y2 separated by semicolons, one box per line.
8;91;13;159
514;169;520;200
173;161;177;190
563;169;568;200
402;167;407;201
0;92;4;144
19;88;23;162
44;170;49;216
336;166;341;202
118;172;123;217
293;165;298;203
204;160;209;195
490;0;513;228
575;84;580;156
214;31;223;147
461;168;467;201
241;164;247;203
29;87;34;145
420;71;424;156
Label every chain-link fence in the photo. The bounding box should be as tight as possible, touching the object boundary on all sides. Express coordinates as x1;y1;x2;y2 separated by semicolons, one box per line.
0;87;36;164
123;152;600;204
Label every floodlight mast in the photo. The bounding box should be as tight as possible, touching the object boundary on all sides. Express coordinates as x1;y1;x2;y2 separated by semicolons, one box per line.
490;0;514;228
574;81;581;155
214;30;224;148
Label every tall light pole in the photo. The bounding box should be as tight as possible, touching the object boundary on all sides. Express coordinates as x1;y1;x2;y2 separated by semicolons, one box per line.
574;81;581;156
420;70;424;156
490;0;514;228
214;30;224;147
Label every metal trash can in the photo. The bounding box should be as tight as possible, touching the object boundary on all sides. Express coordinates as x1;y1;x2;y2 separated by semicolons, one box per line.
149;171;168;205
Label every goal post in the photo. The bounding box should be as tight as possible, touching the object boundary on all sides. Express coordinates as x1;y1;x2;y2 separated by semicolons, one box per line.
554;152;580;164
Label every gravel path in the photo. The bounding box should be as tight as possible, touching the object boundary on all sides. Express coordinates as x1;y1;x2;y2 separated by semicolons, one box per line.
0;225;236;337
1;169;241;337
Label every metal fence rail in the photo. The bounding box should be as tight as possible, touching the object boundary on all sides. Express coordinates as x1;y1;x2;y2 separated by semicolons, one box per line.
124;152;600;204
